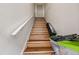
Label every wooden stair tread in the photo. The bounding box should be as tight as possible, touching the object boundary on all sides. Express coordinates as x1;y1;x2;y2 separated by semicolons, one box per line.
31;30;49;34
33;26;46;27
29;39;50;41
34;24;46;25
24;47;54;55
30;35;49;40
29;38;49;41
35;20;45;22
33;26;47;28
27;41;51;48
31;32;48;35
32;28;48;31
35;22;46;24
34;22;46;24
32;30;48;33
23;51;54;55
35;23;46;24
33;26;46;28
24;47;52;52
28;41;50;43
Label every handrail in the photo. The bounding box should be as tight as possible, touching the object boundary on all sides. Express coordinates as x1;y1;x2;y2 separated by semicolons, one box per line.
11;16;33;36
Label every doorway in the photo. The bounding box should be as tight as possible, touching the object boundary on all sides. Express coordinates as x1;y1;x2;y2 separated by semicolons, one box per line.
35;3;45;17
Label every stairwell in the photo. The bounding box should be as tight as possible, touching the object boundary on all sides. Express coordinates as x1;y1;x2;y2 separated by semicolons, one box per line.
23;17;54;55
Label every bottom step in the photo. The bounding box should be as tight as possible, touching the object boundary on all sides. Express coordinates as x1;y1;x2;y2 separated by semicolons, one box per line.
23;51;55;55
24;47;55;55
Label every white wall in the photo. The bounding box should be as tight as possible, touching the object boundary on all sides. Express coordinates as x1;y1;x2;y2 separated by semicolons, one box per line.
45;3;79;35
0;3;34;54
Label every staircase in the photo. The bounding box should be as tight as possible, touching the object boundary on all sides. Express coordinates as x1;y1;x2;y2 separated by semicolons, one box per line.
23;18;55;55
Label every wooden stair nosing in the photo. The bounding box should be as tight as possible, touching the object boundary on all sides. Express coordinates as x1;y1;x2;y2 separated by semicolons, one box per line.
24;51;55;53
23;51;55;55
24;47;52;52
27;43;51;48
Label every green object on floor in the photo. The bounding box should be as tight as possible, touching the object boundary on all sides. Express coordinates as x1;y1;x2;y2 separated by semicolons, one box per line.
57;40;79;52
